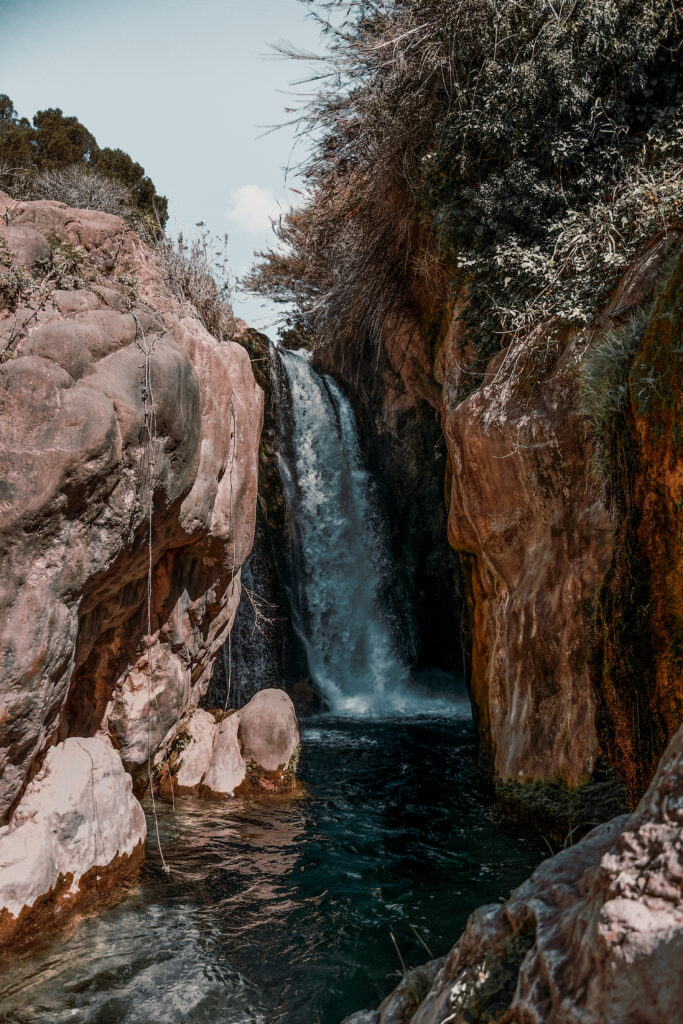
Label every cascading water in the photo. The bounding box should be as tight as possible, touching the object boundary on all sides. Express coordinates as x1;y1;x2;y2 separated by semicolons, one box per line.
274;347;420;715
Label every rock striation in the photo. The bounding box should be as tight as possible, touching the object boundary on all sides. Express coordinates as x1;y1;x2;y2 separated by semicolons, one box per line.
438;237;680;814
0;191;270;945
343;721;683;1024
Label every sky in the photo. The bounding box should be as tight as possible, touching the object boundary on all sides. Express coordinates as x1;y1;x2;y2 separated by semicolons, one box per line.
0;0;327;331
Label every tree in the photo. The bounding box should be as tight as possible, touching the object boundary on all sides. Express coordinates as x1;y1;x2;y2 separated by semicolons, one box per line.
0;94;168;228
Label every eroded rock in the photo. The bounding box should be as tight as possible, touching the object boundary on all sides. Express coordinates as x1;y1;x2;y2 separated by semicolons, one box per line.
158;689;301;798
0;190;263;820
0;737;146;949
0;191;263;946
439;237;678;815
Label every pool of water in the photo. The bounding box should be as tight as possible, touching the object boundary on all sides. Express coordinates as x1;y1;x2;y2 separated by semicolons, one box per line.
0;715;546;1024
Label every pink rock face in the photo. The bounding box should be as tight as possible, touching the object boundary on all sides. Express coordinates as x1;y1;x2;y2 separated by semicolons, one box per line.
0;190;263;819
354;723;682;1024
440;327;610;786
237;688;301;772
0;736;146;948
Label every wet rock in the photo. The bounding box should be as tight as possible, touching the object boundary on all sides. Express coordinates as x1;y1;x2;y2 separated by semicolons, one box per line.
159;689;301;798
0;737;146;949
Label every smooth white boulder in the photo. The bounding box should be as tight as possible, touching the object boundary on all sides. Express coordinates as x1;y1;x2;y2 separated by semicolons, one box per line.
237;688;300;772
0;736;146;946
174;708;218;790
202;714;246;796
165;689;300;797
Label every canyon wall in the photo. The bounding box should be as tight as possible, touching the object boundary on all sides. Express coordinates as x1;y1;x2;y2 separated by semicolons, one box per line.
0;192;262;943
336;235;681;830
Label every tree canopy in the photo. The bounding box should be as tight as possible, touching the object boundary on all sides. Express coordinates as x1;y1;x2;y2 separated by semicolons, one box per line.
0;95;168;228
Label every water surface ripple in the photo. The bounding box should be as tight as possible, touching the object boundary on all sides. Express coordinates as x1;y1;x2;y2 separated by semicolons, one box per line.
0;716;546;1024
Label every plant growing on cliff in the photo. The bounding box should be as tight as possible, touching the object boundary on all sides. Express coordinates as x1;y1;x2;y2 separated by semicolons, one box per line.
152;225;236;341
26;164;133;217
247;0;682;379
579;306;651;474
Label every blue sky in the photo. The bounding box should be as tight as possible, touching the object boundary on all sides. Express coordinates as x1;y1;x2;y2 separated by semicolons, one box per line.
0;0;326;331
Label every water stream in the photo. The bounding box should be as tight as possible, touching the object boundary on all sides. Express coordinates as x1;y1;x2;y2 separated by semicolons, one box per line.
275;348;431;715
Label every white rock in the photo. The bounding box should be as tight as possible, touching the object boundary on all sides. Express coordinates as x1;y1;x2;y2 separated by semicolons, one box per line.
201;714;246;796
174;708;218;790
0;737;146;935
168;689;300;797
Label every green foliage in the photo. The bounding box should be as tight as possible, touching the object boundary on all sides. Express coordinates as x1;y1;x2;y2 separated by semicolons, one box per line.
0;94;168;228
579;306;651;473
248;0;682;372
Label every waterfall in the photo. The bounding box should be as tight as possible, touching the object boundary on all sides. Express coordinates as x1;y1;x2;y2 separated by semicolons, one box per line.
274;347;417;715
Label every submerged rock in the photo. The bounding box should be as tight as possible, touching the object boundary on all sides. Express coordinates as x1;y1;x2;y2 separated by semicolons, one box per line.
157;689;301;798
347;722;683;1024
0;737;146;949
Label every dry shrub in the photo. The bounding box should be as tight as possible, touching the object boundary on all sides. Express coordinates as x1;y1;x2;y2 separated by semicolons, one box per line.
248;0;681;373
153;227;236;341
26;164;133;216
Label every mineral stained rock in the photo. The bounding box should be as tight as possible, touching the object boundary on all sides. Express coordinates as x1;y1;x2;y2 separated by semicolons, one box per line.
438;235;679;800
0;191;263;945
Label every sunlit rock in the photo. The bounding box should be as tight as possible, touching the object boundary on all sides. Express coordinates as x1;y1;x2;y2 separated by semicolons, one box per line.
158;689;301;798
0;190;263;820
201;713;246;796
0;737;146;949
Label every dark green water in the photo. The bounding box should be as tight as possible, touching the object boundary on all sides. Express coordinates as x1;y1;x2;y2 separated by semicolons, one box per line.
0;714;545;1024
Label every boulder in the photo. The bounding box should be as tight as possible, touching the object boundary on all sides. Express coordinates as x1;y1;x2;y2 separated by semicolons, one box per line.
237;687;301;772
159;689;301;797
0;737;146;949
201;714;246;796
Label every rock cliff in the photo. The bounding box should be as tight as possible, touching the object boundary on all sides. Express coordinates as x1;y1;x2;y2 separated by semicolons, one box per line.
334;235;681;832
0;192;268;945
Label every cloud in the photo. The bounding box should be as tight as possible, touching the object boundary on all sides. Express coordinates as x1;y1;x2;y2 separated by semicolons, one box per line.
225;184;282;233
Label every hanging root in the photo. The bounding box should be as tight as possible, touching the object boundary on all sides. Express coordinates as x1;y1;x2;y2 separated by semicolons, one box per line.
134;312;171;873
224;391;237;712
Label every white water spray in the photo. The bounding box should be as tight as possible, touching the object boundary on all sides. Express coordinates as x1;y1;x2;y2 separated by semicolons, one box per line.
275;348;418;715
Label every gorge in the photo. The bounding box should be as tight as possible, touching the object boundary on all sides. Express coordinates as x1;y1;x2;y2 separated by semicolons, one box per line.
1;1;682;1021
